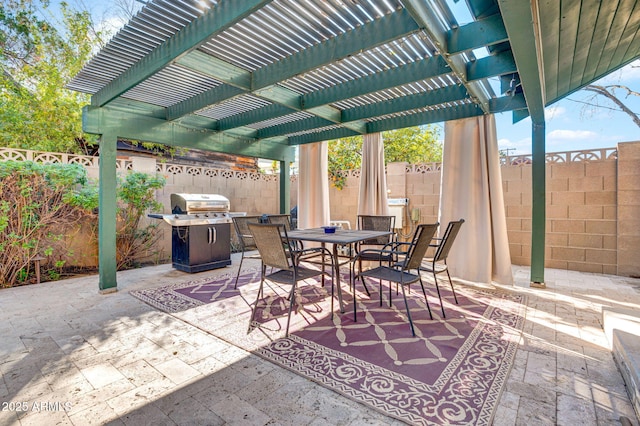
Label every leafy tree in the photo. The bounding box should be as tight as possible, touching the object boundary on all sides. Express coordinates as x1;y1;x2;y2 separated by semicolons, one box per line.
328;125;442;189
0;0;103;153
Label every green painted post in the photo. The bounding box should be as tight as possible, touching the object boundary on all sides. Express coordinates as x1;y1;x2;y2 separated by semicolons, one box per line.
98;133;118;292
530;121;546;286
279;160;290;214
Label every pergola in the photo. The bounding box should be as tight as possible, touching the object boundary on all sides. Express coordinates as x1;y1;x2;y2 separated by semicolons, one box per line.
68;0;640;292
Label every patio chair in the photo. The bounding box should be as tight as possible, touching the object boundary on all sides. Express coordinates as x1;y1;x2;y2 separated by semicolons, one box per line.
352;215;397;296
232;216;262;289
248;222;335;337
266;214;293;230
419;219;465;316
354;223;439;336
266;213;303;250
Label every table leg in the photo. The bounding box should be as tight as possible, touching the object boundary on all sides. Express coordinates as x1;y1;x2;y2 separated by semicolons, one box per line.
332;243;345;313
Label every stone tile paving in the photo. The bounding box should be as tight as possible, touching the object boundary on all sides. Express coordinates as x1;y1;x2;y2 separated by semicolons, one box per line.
0;257;638;425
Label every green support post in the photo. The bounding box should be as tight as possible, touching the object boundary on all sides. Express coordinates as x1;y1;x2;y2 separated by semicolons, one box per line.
279;160;290;214
530;121;546;287
98;133;118;293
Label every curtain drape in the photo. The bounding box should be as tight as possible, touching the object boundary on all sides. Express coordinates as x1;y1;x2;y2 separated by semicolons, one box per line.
439;115;513;285
298;142;330;229
358;132;390;216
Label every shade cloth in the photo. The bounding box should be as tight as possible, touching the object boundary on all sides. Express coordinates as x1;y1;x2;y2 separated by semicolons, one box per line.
358;133;390;216
439;115;513;285
298;142;330;229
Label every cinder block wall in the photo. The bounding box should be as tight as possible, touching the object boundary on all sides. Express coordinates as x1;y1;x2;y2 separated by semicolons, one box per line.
327;143;636;277
2;143;637;277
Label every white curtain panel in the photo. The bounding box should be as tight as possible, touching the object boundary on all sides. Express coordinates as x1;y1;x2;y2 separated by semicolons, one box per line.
358;132;390;216
298;141;330;229
439;115;513;285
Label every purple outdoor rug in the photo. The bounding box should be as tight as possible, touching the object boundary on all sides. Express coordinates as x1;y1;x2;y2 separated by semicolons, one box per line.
131;270;526;425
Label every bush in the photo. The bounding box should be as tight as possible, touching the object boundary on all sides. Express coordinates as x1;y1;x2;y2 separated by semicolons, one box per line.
115;172;165;269
0;161;93;287
0;161;167;287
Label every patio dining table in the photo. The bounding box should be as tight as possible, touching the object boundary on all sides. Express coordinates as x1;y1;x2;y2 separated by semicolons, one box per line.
287;228;393;313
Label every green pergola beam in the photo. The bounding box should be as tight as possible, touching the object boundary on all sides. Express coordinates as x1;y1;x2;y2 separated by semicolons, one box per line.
447;13;508;54
98;132;118;293
498;0;548;285
289;127;360;145
218;104;292;130
302;56;451;109
367;103;483;134
488;92;527;112
91;0;273;107
166;85;245;121
257;116;334;139
467;51;517;81
342;84;470;122
252;9;420;90
83;106;293;161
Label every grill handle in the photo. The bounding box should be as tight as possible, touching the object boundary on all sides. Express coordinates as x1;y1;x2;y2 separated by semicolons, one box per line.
208;227;217;245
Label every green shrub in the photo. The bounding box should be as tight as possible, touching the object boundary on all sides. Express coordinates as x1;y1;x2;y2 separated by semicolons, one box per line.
0;161;92;287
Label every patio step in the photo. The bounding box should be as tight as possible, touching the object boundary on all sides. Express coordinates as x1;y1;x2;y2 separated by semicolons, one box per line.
603;308;640;422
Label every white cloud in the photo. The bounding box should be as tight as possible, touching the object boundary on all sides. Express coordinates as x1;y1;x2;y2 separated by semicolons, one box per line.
497;137;532;155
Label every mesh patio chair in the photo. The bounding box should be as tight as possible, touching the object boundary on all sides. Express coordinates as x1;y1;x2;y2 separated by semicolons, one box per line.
354;223;439;336
232;216;262;289
267;214;303;250
266;214;293;230
352;215;397;296
248;222;335;337
419;219;465;317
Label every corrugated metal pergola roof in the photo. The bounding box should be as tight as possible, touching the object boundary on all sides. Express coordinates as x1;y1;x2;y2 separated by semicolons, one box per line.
69;0;640;161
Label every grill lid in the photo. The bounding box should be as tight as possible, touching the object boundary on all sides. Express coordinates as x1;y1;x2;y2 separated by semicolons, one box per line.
170;193;230;214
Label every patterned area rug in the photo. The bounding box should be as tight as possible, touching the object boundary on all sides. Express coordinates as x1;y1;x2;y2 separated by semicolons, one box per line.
131;270;526;425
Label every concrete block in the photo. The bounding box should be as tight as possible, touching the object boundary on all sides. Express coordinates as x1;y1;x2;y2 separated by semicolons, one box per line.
585;219;616;235
551;191;585;205
618;190;640;206
618;141;640;159
586;191;616;205
585;161;616;177
547;232;569;246
552;246;585;262
552;219;586;233
585;248;616;264
569;234;603;248
568;205;603;219
618;159;640;176
547;178;569;191
547;205;569;218
568;176;604;192
550;162;586;178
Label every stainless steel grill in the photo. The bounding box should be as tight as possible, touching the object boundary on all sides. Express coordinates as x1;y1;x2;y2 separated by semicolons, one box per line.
149;193;232;226
149;193;236;273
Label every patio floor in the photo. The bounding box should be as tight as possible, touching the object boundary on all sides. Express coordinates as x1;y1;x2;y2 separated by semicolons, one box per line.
1;255;639;425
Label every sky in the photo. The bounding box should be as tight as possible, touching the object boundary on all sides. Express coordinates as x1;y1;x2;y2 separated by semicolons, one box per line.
51;0;640;157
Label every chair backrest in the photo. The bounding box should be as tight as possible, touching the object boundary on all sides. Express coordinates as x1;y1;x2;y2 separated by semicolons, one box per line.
357;215;395;245
434;219;465;262
248;223;292;270
403;223;439;270
267;214;292;231
232;216;261;250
